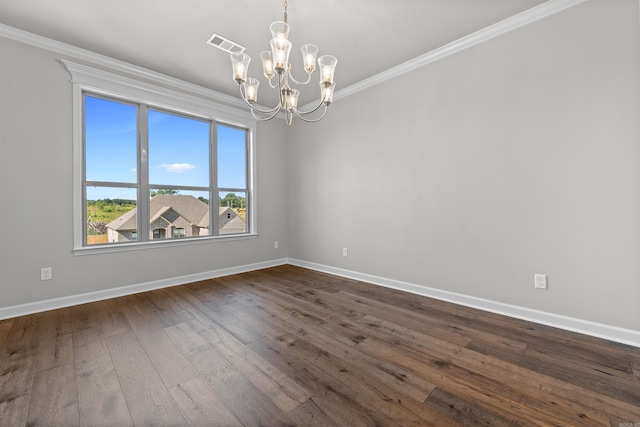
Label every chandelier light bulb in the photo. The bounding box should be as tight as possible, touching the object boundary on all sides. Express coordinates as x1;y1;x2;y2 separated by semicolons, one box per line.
244;78;260;103
260;51;275;79
318;55;337;84
301;44;318;74
230;52;251;84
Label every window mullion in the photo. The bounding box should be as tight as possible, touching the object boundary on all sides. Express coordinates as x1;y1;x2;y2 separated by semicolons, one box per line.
211;121;220;236
245;128;251;234
138;104;150;241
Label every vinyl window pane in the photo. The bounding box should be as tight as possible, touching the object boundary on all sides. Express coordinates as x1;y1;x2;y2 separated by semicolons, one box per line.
219;191;247;234
85;186;137;245
85;96;137;183
148;110;209;187
217;125;247;189
149;190;211;240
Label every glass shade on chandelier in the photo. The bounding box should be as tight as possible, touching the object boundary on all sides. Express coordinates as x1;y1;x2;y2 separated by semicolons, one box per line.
229;2;337;125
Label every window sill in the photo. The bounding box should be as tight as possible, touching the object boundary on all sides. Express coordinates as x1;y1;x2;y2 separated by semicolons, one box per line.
73;233;258;256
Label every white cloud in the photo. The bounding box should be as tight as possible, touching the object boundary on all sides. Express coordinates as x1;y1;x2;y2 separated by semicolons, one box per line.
157;163;196;173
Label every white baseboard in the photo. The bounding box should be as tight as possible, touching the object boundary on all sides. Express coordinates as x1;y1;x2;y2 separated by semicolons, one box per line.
0;258;288;320
3;256;638;348
288;258;640;348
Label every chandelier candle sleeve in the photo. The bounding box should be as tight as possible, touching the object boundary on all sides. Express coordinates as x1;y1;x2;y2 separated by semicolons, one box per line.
288;89;299;110
260;51;275;79
244;78;259;103
231;53;250;84
321;82;335;105
271;39;292;73
318;55;337;84
270;21;290;44
301;44;318;73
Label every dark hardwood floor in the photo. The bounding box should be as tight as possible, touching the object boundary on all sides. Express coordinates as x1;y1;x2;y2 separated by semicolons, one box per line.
1;265;639;426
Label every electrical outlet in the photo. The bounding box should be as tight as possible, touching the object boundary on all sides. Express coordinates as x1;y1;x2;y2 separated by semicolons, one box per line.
343;248;348;257
534;274;547;290
41;267;53;281
274;241;279;249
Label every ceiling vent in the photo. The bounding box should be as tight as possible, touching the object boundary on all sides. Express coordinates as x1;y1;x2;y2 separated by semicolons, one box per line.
206;33;245;54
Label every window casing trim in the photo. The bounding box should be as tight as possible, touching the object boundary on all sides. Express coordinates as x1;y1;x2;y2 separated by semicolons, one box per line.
64;61;257;254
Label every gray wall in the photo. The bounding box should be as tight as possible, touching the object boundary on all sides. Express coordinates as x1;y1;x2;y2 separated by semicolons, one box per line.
0;37;289;309
1;0;639;335
288;0;640;331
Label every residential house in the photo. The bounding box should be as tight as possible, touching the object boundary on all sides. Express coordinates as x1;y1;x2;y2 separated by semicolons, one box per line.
106;194;245;241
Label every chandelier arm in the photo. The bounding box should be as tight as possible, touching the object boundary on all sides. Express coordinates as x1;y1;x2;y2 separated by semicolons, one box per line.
288;69;312;85
239;85;282;114
251;107;280;121
292;104;329;123
293;94;327;116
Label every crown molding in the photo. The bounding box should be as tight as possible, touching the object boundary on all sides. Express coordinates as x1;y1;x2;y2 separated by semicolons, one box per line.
1;0;589;113
330;0;589;105
0;22;255;112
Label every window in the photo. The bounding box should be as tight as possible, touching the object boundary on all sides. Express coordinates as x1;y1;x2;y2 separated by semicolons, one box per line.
65;60;256;252
83;94;251;246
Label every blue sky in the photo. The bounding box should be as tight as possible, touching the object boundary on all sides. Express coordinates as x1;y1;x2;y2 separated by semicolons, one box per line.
85;95;247;201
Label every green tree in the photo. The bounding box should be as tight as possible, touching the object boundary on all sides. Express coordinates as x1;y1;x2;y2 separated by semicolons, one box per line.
219;193;245;208
150;189;179;197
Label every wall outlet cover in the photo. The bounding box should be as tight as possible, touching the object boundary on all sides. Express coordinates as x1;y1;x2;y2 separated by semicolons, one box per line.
534;274;547;289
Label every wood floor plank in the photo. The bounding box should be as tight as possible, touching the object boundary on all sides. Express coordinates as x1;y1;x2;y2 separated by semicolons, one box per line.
105;331;186;426
190;347;297;426
94;299;132;338
360;314;638;424
26;363;79;426
0;317;35;408
247;336;343;396
136;328;200;388
171;284;266;344
354;313;632;424
2;265;640;425
214;327;313;413
424;387;529;427
119;293;167;334
250;300;438;402
169;376;243;426
31;309;74;374
287;399;340;427
522;346;640;405
74;337;133;426
164;321;212;357
0;320;13;343
0;394;30;426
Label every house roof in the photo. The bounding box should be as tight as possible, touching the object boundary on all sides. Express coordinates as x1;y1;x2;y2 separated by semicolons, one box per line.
106;207;137;231
107;195;210;231
106;195;245;231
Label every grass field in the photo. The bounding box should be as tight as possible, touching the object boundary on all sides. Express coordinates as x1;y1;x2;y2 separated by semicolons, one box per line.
87;201;136;224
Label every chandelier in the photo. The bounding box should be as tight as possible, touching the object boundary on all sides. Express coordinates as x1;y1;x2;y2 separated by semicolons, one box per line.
229;0;337;125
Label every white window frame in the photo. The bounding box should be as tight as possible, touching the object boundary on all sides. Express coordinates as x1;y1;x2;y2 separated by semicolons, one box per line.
64;61;257;255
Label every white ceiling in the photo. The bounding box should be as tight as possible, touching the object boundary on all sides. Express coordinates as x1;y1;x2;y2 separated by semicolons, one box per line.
0;0;548;106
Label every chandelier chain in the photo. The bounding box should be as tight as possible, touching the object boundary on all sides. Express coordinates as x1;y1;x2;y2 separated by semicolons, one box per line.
284;0;288;24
